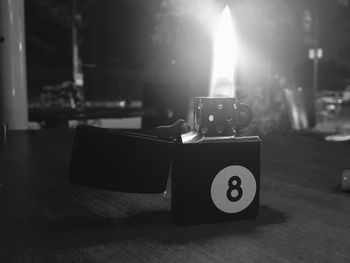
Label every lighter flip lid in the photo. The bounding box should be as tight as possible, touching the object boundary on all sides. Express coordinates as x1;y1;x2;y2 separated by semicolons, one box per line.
69;125;175;193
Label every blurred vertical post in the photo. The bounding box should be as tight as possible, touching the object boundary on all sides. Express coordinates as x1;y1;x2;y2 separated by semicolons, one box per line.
303;6;319;127
311;5;319;127
72;0;84;100
0;0;28;129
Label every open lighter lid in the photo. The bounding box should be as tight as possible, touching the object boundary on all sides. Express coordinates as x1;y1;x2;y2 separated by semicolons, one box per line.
69;125;175;193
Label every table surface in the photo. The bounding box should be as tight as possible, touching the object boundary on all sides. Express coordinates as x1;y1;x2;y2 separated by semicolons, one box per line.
0;129;350;262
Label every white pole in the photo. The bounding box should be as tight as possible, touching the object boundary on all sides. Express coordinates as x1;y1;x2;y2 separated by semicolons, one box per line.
0;0;28;130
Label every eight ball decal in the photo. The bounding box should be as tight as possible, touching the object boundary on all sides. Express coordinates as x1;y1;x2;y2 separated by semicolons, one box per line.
211;165;257;214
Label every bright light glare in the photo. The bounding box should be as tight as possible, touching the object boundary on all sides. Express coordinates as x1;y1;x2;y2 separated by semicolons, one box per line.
210;6;237;97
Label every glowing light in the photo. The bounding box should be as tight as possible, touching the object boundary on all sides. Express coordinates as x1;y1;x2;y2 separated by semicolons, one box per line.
210;6;237;97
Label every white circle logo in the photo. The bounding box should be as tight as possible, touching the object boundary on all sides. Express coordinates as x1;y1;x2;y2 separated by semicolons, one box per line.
211;165;256;213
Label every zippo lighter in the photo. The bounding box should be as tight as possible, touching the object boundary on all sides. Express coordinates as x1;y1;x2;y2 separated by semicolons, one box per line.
69;97;261;225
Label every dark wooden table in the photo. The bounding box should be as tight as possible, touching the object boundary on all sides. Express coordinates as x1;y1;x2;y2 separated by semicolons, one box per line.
1;129;350;262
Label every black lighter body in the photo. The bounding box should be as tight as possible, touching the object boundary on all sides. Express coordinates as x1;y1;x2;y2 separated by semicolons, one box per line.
172;137;260;225
69;97;261;225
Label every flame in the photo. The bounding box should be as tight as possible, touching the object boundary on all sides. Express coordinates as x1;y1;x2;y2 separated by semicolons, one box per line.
210;6;237;97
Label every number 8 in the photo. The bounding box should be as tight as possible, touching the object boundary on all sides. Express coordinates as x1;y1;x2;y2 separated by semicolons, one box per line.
226;176;243;202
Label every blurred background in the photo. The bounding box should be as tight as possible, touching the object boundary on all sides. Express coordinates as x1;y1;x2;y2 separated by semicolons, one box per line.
2;0;350;136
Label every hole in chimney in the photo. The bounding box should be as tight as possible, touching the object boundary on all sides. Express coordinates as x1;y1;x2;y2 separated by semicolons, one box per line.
209;115;214;122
